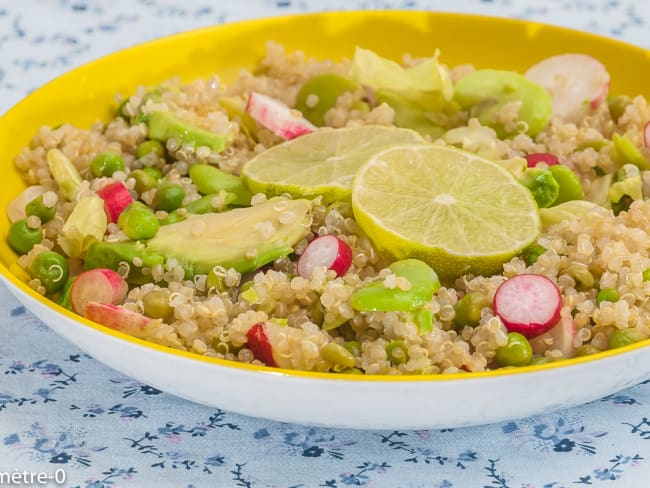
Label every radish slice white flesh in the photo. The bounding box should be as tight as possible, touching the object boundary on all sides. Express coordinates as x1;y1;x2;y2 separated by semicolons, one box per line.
246;91;316;140
530;316;577;358
297;235;352;278
7;185;47;223
643;121;650;149
85;302;153;336
97;182;133;223
71;268;128;315
493;274;562;338
525;54;610;124
525;152;559;168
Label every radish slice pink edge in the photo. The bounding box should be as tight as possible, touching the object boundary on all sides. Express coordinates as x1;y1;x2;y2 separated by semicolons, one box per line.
246;322;277;367
525;152;559;168
493;274;562;339
97;182;133;223
297;235;353;278
70;268;128;316
246;91;316;140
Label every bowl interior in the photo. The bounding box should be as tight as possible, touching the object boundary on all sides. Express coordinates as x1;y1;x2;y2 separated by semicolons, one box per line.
1;10;649;372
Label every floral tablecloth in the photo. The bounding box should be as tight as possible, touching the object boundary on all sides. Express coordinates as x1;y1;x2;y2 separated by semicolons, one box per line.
1;1;649;486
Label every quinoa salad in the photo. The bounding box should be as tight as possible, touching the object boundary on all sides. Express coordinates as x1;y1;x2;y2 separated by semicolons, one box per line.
6;42;650;375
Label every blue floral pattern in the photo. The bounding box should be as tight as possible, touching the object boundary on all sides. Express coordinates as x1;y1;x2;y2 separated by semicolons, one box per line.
2;1;650;485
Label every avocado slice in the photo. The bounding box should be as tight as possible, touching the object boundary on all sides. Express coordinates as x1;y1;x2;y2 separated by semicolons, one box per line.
147;111;228;153
147;198;312;276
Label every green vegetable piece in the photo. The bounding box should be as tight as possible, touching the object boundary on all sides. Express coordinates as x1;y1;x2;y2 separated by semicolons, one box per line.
529;356;552;365
142;289;174;321
118;202;160;240
219;96;259;143
612;133;650;170
296;73;360;127
321;342;356;369
90;152;125;177
607;94;631;123
85;241;165;285
131;167;162;194
339;367;364;375
135;140;166;160
131;91;162;124
206;267;227;293
520;167;560;208
575;344;600;357
642;268;650;282
608;328;646;349
7;219;43;254
539;200;609;229
29;251;69;294
189;164;252;206
56;276;76;310
25;194;56;223
46;149;82;201
548;165;584;205
495;332;533;367
414;307;434;335
147;111;228;153
596;287;620;305
565;263;594;291
453;69;552;137
342;341;361;357
350;259;440;312
522;244;547;266
153;183;185;212
160;193;238;225
453;292;491;328
375;90;446;139
146;198;312;277
386;339;409;365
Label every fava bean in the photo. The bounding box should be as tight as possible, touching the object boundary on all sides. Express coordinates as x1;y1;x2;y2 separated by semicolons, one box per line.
608;328;645;349
495;332;533;367
548;165;584;205
189;164;251;206
321;342;356;369
522;244;547;266
142;289;174;321
153;183;185;212
135;140;166;160
296;73;360;127
453;292;490;328
575;344;600;357
131;168;162;194
565;263;594;291
596;288;620;305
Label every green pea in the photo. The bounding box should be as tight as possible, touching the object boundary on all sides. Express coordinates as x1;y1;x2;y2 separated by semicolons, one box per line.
135;140;166;160
495;332;533;367
522;244;547;266
608;328;646;349
612;133;650;170
642;268;650;282
386;340;409;365
350;259;440;312
548;165;584;205
321;342;356;369
575;344;600;357
596;288;620;305
296;73;360;127
453;292;491;328
565;263;594;291
90;152;125;177
142;288;174;321
118;202;160;240
7;219;43;254
28;251;69;294
520;167;559;208
25;194;56;223
130;168;161;195
153;183;185;212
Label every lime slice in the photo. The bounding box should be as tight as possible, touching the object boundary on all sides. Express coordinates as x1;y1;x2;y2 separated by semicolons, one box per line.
351;144;540;279
241;126;425;203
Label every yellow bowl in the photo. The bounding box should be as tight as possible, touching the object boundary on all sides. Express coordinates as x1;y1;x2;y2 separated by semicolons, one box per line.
1;11;650;429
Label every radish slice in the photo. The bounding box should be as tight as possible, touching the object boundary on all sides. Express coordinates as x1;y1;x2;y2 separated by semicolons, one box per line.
493;274;562;338
246;91;316;140
71;268;128;315
643;121;650;149
7;185;47;223
85;302;153;336
525;152;559;168
525;54;610;124
297;235;352;278
246;322;278;367
530;316;577;358
96;182;133;222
